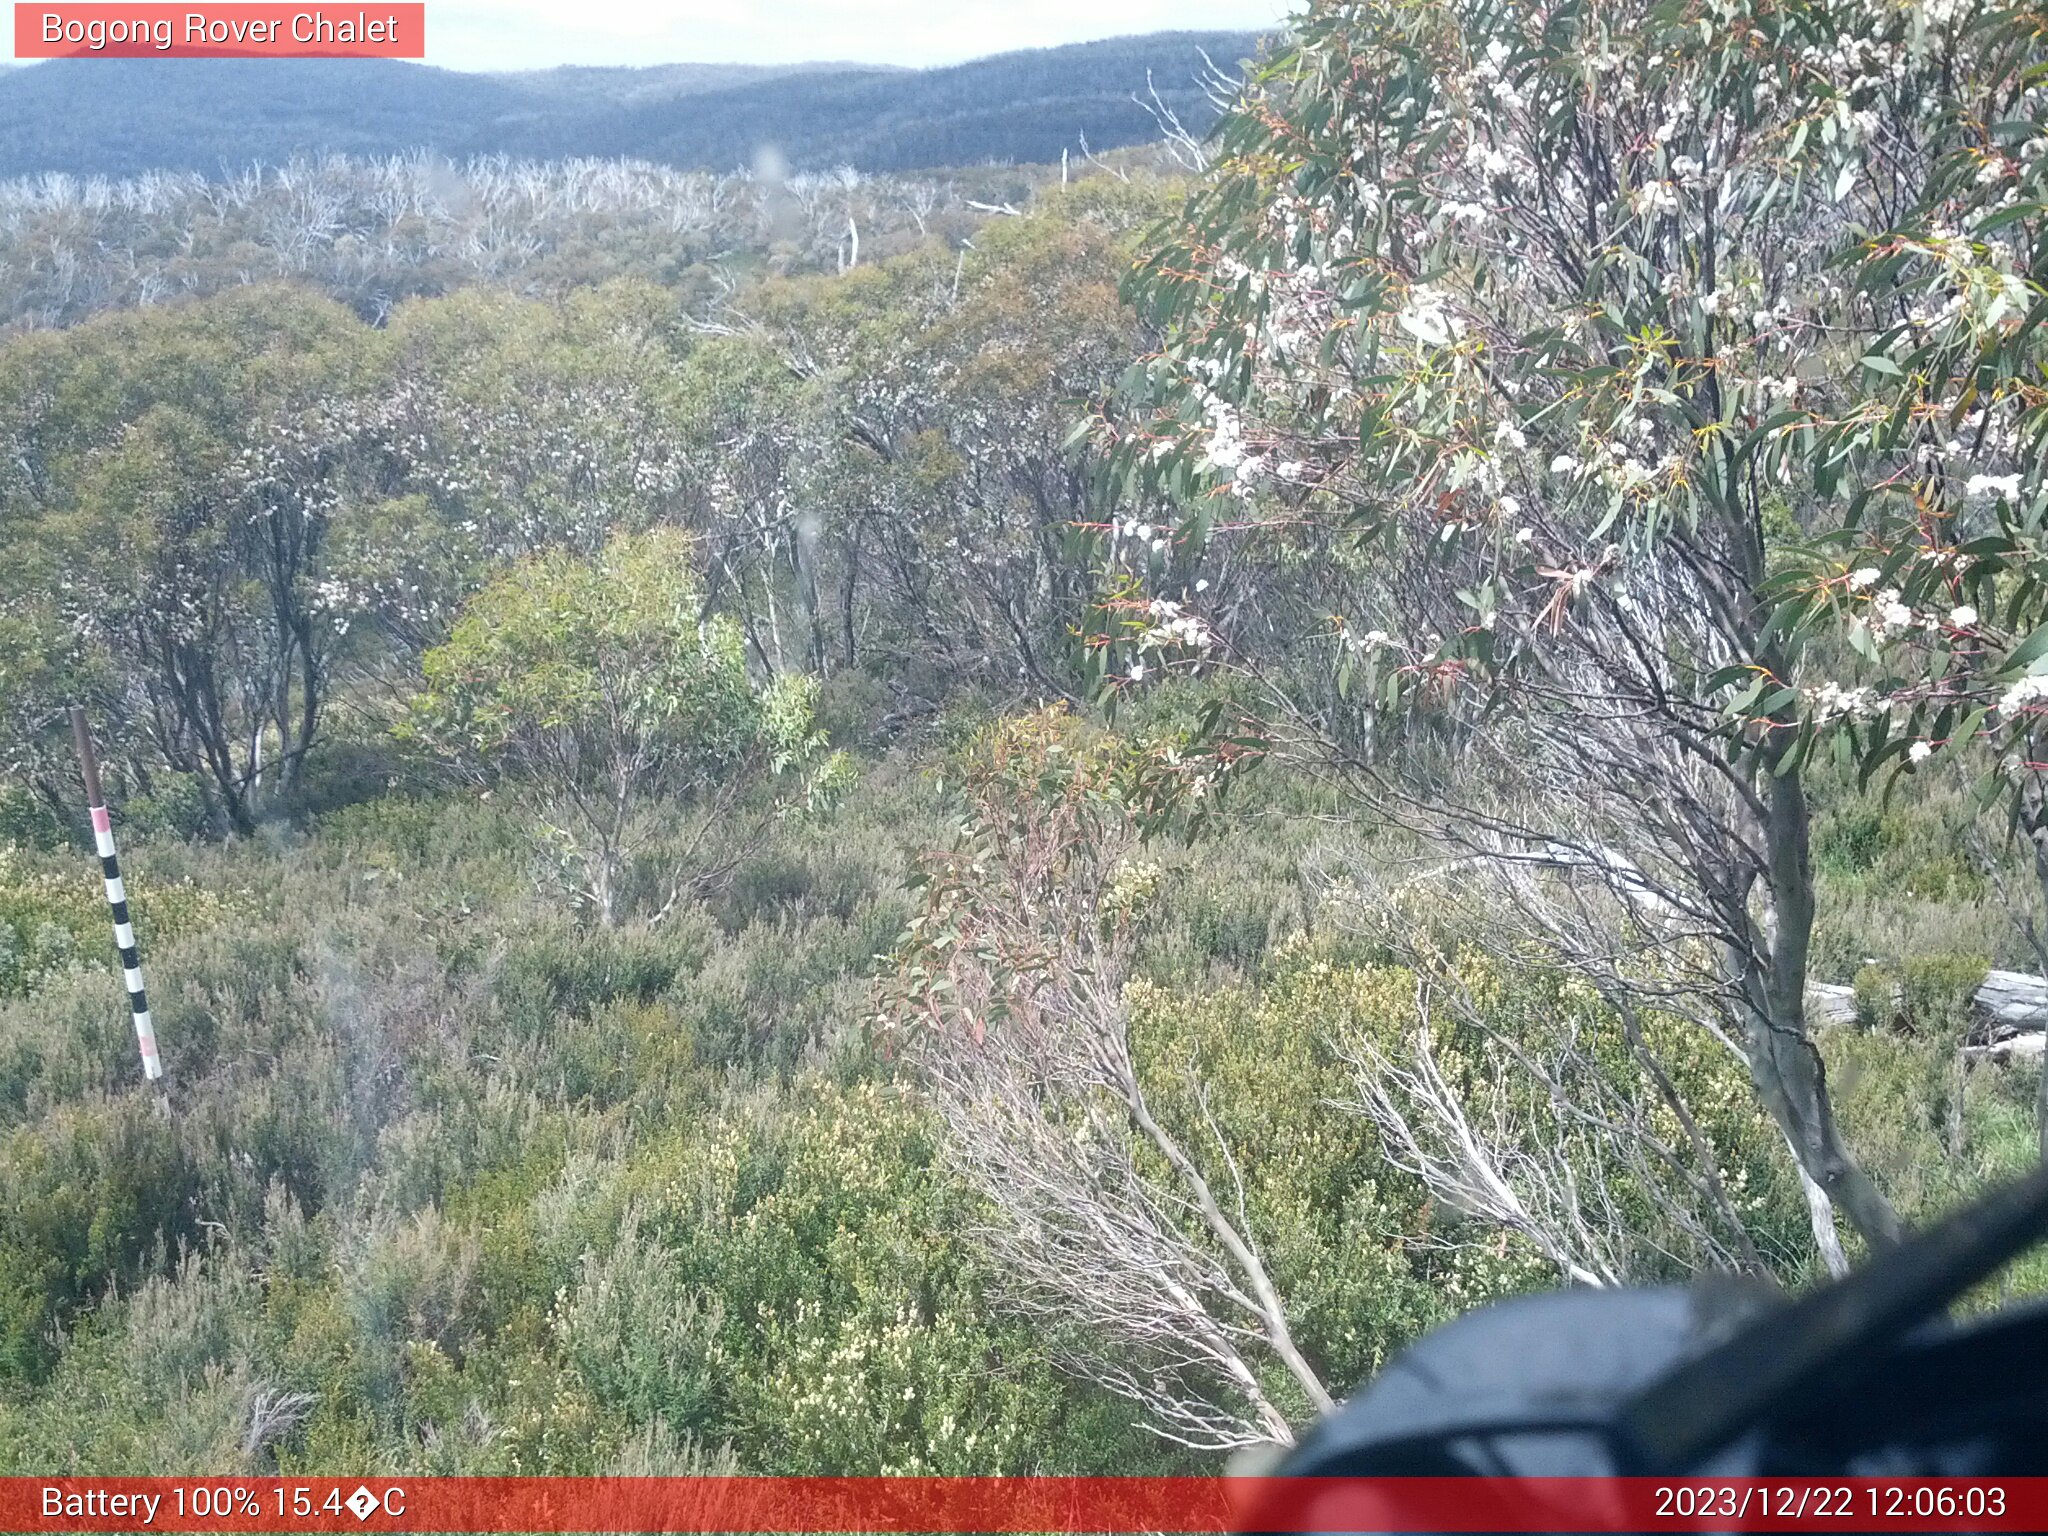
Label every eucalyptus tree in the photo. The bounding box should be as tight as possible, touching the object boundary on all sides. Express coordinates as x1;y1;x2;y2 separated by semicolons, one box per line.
406;528;847;927
0;288;393;833
1094;0;2047;1255
707;193;1168;695
885;709;1336;1450
315;282;697;672
1726;2;2047;1147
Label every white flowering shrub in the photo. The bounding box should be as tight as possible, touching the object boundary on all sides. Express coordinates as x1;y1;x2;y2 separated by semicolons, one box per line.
1104;0;2043;720
1094;0;2047;1251
1724;23;2048;838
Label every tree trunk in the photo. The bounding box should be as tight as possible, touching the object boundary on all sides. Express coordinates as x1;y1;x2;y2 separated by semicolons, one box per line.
839;522;861;671
2018;766;2048;1162
1741;997;1898;1247
591;850;619;929
1789;1150;1850;1279
1753;770;1903;1251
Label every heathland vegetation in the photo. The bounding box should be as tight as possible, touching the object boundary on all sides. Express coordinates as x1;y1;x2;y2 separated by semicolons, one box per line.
3;0;2047;1473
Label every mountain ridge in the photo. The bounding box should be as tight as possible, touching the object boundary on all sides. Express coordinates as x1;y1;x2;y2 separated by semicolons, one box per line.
0;31;1261;179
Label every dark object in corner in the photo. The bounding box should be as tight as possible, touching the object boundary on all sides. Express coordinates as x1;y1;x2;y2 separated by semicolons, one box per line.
1275;1165;2048;1479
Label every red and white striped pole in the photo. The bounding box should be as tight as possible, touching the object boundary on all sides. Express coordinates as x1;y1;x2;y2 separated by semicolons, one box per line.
69;706;165;1085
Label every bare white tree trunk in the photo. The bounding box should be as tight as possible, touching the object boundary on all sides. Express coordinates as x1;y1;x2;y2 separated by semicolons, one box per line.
896;746;1329;1450
1791;1147;1850;1280
1327;959;1772;1287
918;955;1331;1448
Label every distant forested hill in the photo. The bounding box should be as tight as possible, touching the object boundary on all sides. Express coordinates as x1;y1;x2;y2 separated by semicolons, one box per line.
494;34;1256;170
0;31;1259;178
485;60;882;109
0;56;530;174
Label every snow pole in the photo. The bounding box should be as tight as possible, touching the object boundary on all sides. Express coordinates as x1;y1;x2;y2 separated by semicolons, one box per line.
69;706;165;1086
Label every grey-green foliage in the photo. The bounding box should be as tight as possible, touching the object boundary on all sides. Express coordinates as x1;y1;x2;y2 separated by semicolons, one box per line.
0;766;1161;1473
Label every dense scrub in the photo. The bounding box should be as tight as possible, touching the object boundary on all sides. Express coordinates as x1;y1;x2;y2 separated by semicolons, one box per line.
5;0;2048;1464
0;725;2037;1467
0;154;1033;332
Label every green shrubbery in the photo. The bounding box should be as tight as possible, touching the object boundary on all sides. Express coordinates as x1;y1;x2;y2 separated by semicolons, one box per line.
1806;765;2022;981
0;46;2042;1459
1852;953;1991;1035
0;748;1159;1470
2;711;2044;1468
0;847;244;1002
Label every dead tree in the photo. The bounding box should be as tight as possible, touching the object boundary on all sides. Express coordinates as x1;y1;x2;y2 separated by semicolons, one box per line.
887;715;1331;1449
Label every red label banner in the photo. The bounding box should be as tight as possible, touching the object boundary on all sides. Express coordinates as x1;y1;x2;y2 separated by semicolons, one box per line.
2;1477;2046;1533
14;5;424;58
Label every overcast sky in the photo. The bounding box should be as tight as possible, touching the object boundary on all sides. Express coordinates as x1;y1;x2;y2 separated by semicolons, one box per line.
423;0;1291;72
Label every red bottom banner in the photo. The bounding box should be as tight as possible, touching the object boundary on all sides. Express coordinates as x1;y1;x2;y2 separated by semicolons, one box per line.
5;1476;2045;1533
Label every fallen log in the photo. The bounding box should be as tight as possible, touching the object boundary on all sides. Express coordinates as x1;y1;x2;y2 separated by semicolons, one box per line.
1808;983;1859;1029
1966;1034;2046;1065
1977;970;2048;1035
1808;969;2048;1038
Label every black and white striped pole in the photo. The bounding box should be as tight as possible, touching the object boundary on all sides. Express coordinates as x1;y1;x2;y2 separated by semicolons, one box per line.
69;706;165;1088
